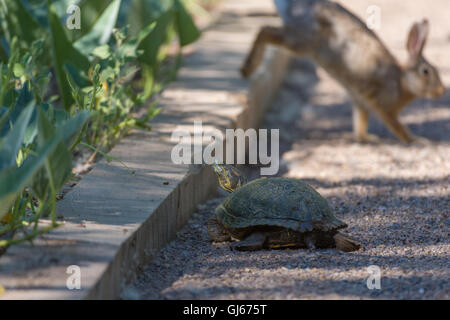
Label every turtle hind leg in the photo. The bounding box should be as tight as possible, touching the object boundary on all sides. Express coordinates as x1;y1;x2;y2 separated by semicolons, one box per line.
333;232;362;252
208;216;231;242
230;232;267;251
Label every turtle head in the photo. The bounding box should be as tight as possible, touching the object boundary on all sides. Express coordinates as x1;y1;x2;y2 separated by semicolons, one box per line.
212;161;248;193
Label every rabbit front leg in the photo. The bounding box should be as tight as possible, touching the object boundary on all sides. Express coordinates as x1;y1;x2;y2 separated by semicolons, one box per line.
241;26;288;78
352;106;380;143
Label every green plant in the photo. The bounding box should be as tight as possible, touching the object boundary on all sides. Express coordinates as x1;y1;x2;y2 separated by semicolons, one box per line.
0;0;204;253
67;26;162;149
0;37;89;246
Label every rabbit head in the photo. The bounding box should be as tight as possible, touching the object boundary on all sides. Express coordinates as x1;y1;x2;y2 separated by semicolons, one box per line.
403;19;445;99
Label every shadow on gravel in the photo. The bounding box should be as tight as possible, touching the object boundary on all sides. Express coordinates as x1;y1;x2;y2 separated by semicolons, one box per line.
200;249;450;271
407;116;450;142
158;273;445;299
301;176;449;190
286;99;450;143
141;243;449;299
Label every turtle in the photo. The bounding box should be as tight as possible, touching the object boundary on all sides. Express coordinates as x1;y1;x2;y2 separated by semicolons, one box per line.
208;163;361;252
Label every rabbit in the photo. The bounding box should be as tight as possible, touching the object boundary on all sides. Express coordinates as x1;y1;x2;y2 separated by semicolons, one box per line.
241;0;446;143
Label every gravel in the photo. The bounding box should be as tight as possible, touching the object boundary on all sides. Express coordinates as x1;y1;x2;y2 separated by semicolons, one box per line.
126;1;450;300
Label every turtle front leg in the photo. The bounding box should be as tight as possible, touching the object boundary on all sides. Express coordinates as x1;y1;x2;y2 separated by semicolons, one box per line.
230;232;267;251
304;233;317;250
208;216;232;242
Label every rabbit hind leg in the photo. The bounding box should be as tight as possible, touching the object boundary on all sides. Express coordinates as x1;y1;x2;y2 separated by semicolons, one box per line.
241;26;291;78
375;109;416;144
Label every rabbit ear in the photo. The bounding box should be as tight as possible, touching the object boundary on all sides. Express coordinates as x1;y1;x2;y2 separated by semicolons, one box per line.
407;19;429;60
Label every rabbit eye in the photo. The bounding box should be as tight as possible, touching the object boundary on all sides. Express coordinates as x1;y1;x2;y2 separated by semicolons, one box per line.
422;67;430;76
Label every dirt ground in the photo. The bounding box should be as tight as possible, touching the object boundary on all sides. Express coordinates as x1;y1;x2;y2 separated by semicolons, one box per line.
125;0;449;300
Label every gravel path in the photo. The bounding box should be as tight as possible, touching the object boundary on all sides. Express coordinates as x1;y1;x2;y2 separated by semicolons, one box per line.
126;1;450;300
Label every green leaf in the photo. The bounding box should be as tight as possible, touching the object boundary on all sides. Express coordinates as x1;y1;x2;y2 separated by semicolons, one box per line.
174;0;200;46
100;66;116;82
47;1;90;110
0;103;34;170
0;132;61;218
13;63;25;78
56;110;90;145
116;22;155;61
31;107;72;199
0;46;7;64
74;0;122;56
64;63;92;88
125;0;170;36
19;0;49;29
138;10;174;66
1;0;45;47
91;45;112;60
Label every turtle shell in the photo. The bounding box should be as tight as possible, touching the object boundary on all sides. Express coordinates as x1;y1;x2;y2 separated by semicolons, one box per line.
216;177;347;234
